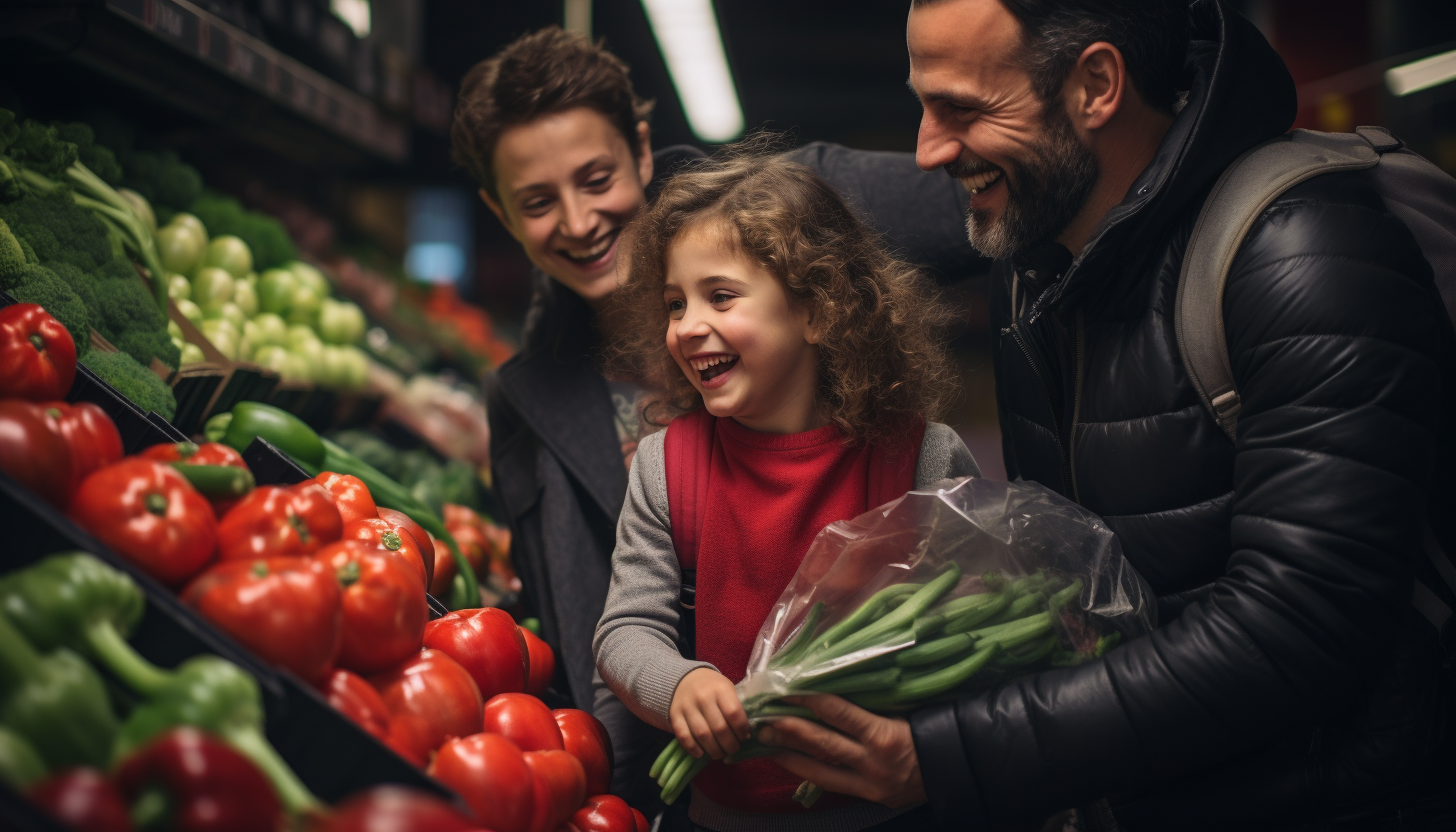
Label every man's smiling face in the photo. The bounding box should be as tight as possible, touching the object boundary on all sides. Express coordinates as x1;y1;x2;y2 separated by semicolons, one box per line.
485;107;653;307
908;0;1099;259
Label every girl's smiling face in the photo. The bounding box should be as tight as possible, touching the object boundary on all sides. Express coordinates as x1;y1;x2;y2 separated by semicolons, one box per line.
663;221;825;434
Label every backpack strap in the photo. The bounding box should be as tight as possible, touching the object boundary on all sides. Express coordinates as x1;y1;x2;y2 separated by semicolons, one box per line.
1174;129;1381;442
664;410;715;659
1174;127;1454;648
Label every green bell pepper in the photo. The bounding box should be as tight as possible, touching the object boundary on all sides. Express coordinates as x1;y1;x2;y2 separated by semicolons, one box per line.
0;613;117;769
0;725;46;789
0;552;172;696
206;402;480;609
113;654;319;813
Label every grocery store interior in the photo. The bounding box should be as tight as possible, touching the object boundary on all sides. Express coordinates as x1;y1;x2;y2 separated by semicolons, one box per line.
1;0;1454;828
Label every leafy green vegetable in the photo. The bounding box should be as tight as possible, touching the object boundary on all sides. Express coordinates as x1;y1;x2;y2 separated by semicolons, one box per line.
0;262;96;351
80;351;175;419
123;150;202;214
52;122;122;186
190;192;297;271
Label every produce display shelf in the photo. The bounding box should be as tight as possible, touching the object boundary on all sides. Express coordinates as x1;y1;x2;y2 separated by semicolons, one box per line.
0;364;459;819
14;0;409;167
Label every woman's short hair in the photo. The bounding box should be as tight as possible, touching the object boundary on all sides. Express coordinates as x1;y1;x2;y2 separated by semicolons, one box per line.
451;27;655;200
613;143;955;444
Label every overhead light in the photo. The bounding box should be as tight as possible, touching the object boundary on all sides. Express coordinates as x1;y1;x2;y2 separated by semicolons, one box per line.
639;0;743;142
331;0;370;38
1385;48;1456;96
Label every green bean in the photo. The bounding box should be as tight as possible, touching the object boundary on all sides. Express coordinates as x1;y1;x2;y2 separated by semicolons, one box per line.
1095;632;1121;656
805;667;902;695
895;633;976;668
943;591;1013;633
977;612;1054;652
649;740;680;780
1006;571;1051;596
753;703;817;721
913;613;946;640
998;632;1059;667
769;602;826;668
814;565;963;661
659;745;694;789
663;754;711;805
1048;578;1084;611
986;591;1047;625
809;583;920;653
964;610;1051;642
855;644;1000;708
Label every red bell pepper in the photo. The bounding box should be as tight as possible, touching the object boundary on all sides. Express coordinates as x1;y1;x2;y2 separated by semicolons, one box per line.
319;668;393;744
0;303;76;401
310;786;486;832
43;401;123;498
315;540;427;675
183;557;342;683
216;482;342;561
27;768;133;832
341;516;429;591
69;459;217;586
140;441;250;515
0;399;74;507
423;608;529;702
570;794;644;832
428;733;534;832
370;649;483;765
482;693;563;753
113;727;285;832
553;709;613;798
314;472;378;523
521;626;555;697
524;749;586;832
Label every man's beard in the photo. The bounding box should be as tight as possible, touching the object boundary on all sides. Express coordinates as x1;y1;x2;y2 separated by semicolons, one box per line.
951;104;1099;260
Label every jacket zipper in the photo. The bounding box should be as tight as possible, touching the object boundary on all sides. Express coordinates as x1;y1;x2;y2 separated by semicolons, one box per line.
1005;319;1075;496
1068;313;1086;504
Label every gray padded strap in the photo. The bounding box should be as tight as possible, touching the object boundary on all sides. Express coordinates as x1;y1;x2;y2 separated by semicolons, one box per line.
1174;129;1381;443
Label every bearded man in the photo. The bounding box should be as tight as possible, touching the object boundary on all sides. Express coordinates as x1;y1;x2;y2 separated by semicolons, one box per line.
763;1;1456;829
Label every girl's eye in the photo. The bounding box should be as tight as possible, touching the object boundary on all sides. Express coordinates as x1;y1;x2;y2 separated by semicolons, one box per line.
710;291;734;304
666;298;685;318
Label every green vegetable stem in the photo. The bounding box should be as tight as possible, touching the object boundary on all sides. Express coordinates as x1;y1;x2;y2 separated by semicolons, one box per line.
0;552;173;695
0;612;117;769
0;725;47;789
113;654;320;813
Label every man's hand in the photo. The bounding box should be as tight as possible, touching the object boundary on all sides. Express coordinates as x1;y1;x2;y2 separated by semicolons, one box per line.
669;668;752;760
758;694;926;807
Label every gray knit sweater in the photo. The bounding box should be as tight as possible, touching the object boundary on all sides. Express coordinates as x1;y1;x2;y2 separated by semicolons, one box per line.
593;422;978;832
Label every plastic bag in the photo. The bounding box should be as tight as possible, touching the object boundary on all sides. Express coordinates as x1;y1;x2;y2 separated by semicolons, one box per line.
737;475;1155;710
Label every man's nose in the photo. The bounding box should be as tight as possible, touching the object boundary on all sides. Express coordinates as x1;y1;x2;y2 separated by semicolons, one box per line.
915;112;959;173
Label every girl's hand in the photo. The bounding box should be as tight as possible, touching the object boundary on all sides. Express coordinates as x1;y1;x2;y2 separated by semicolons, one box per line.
670;667;753;760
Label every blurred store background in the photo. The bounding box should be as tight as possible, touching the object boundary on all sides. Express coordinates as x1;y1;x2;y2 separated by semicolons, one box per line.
3;0;1453;483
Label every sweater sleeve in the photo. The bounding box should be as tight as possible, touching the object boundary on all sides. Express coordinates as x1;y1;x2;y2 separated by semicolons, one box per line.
593;430;716;731
915;422;980;486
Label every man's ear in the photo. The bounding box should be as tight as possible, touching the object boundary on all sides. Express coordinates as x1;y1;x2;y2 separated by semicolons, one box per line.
479;187;518;240
1066;41;1127;131
635;120;654;186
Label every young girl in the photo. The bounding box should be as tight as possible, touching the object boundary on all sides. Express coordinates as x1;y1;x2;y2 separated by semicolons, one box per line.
593;149;978;832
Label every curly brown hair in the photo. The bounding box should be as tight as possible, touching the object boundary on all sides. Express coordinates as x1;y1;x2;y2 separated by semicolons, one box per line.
451;26;654;201
612;144;955;444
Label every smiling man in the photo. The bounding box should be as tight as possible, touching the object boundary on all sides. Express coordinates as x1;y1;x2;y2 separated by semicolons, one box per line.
764;0;1456;829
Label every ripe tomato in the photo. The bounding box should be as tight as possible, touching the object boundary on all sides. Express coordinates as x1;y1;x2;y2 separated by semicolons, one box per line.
314;472;378;523
320;668;392;744
0;303;76;401
0;399;74;507
552;710;612;798
428;733;534;832
70;458;217;586
216;482;342;561
184;557;342;683
312;786;486;832
482;693;562;753
41;402;123;499
315;540;427;674
341;517;429;591
524;750;586;832
570;795;639;832
370;650;483;764
423;608;528;702
520;627;554;697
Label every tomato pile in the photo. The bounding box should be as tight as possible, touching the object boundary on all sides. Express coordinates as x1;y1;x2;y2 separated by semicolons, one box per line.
1;304;648;832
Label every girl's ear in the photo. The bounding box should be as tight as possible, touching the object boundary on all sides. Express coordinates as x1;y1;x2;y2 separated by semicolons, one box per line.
803;307;824;345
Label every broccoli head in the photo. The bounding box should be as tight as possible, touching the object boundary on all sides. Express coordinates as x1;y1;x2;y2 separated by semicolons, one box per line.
0;261;96;349
44;260;102;318
122;150;203;213
10;119;78;178
93;259;180;368
80;350;176;420
0;155;19;203
0;109;18;155
0;216;23;280
53;122;123;186
0;190;114;273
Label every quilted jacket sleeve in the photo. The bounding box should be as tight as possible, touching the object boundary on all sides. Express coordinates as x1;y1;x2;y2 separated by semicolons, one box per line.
910;173;1449;830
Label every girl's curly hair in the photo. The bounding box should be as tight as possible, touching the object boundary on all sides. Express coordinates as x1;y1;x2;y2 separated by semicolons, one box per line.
611;143;955;444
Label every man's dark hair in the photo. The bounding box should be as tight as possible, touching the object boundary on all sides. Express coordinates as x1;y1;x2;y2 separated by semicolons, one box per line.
451;26;655;200
915;0;1188;113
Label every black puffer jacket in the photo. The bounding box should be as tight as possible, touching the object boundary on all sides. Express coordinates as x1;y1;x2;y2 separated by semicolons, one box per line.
910;2;1456;830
